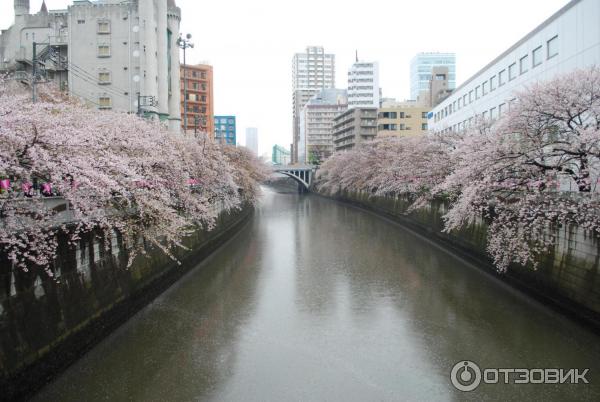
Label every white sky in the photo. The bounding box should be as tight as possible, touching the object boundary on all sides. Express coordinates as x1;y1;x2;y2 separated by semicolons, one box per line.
2;0;569;156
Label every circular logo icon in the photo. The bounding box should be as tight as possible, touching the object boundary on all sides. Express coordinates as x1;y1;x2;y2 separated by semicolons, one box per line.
451;360;482;392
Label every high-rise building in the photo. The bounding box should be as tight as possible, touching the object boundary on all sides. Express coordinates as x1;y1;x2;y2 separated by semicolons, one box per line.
291;46;335;163
214;116;236;145
298;88;347;164
272;145;291;165
428;66;452;108
377;100;429;138
180;64;214;136
245;127;258;155
0;0;183;133
347;61;379;109
410;52;456;101
332;108;377;152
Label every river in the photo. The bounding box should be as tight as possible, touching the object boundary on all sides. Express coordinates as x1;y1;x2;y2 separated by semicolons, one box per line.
33;186;600;401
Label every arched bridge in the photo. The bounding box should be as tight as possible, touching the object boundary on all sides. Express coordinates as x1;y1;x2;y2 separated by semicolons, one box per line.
274;166;315;190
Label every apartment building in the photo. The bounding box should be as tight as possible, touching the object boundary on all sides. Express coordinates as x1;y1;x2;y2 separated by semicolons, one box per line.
347;61;379;109
214;115;236;145
298;88;347;164
332;108;377;152
291;46;335;163
0;0;183;132
377;101;429;138
429;0;600;133
180;64;214;135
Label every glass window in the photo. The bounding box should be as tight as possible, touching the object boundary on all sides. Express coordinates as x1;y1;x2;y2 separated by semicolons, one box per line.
475;86;480;99
98;96;112;109
421;112;428;118
482;81;487;96
520;55;528;74
463;94;467;106
421;123;428;130
469;90;473;103
498;69;506;86
508;63;516;80
98;71;111;83
532;46;542;67
547;35;558;59
490;75;497;91
498;103;506;116
97;45;110;57
482;110;488;120
97;21;110;34
490;107;497;120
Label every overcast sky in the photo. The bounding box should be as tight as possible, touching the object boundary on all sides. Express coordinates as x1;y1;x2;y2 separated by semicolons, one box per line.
2;0;569;155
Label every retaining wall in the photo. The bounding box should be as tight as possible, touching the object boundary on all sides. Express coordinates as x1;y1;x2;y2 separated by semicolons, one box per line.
322;189;600;330
0;204;253;401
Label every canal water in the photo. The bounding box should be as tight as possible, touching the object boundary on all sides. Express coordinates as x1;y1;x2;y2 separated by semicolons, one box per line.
34;186;600;401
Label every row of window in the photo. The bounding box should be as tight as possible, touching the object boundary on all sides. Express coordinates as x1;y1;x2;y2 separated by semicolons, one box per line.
440;100;516;134
378;111;428;119
434;35;558;123
215;118;235;125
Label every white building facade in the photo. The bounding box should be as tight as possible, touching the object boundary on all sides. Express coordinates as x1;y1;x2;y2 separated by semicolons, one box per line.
298;88;347;164
429;0;600;133
0;0;182;133
292;46;335;163
347;61;379;109
245;127;258;156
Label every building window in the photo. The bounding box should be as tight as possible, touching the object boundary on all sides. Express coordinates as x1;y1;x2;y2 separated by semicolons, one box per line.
490;107;497;120
482;81;487;96
188;93;197;101
98;96;112;109
475;85;480;99
97;21;110;34
77;19;85;24
421;112;427;118
482;110;488;120
520;55;528;74
98;45;111;58
421;123;428;130
532;46;543;67
490;75;497;91
469;90;473;103
547;35;558;59
462;94;467;106
498;103;506;116
508;63;516;80
498;69;506;86
98;71;111;84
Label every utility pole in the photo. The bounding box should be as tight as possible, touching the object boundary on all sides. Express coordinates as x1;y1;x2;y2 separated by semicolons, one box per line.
32;42;37;103
177;33;194;134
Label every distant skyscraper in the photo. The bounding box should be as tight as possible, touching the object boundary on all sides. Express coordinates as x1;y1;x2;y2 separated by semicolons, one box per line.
410;53;456;101
245;127;258;155
214;116;236;145
347;61;379;109
292;46;335;163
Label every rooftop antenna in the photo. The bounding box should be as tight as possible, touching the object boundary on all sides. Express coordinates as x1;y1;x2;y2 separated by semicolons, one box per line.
355;50;358;63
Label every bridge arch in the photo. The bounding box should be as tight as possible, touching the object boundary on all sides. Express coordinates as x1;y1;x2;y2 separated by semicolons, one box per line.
274;167;314;190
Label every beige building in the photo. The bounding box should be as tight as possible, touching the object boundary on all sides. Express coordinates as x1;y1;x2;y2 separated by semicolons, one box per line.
332;107;377;152
377;100;429;138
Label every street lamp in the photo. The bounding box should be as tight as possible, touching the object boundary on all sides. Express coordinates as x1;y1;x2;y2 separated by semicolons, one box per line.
177;33;194;133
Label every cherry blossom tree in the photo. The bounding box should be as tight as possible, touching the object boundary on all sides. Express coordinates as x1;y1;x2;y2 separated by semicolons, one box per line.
0;80;266;274
317;67;600;272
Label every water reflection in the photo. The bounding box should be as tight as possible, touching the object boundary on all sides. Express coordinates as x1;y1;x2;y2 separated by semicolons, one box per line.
34;187;600;401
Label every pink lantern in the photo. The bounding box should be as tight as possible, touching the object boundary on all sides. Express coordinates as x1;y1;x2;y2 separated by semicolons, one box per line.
41;182;52;195
21;181;33;193
0;179;10;191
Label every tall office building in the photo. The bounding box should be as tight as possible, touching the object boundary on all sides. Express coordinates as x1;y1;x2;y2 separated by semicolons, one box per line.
347;61;379;109
410;53;456;101
291;46;335;163
245;127;258;155
214;116;236;145
0;0;183;133
180;64;214;136
298;88;347;164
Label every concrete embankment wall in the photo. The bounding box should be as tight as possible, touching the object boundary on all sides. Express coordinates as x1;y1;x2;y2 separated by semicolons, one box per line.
0;204;253;401
319;189;600;330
